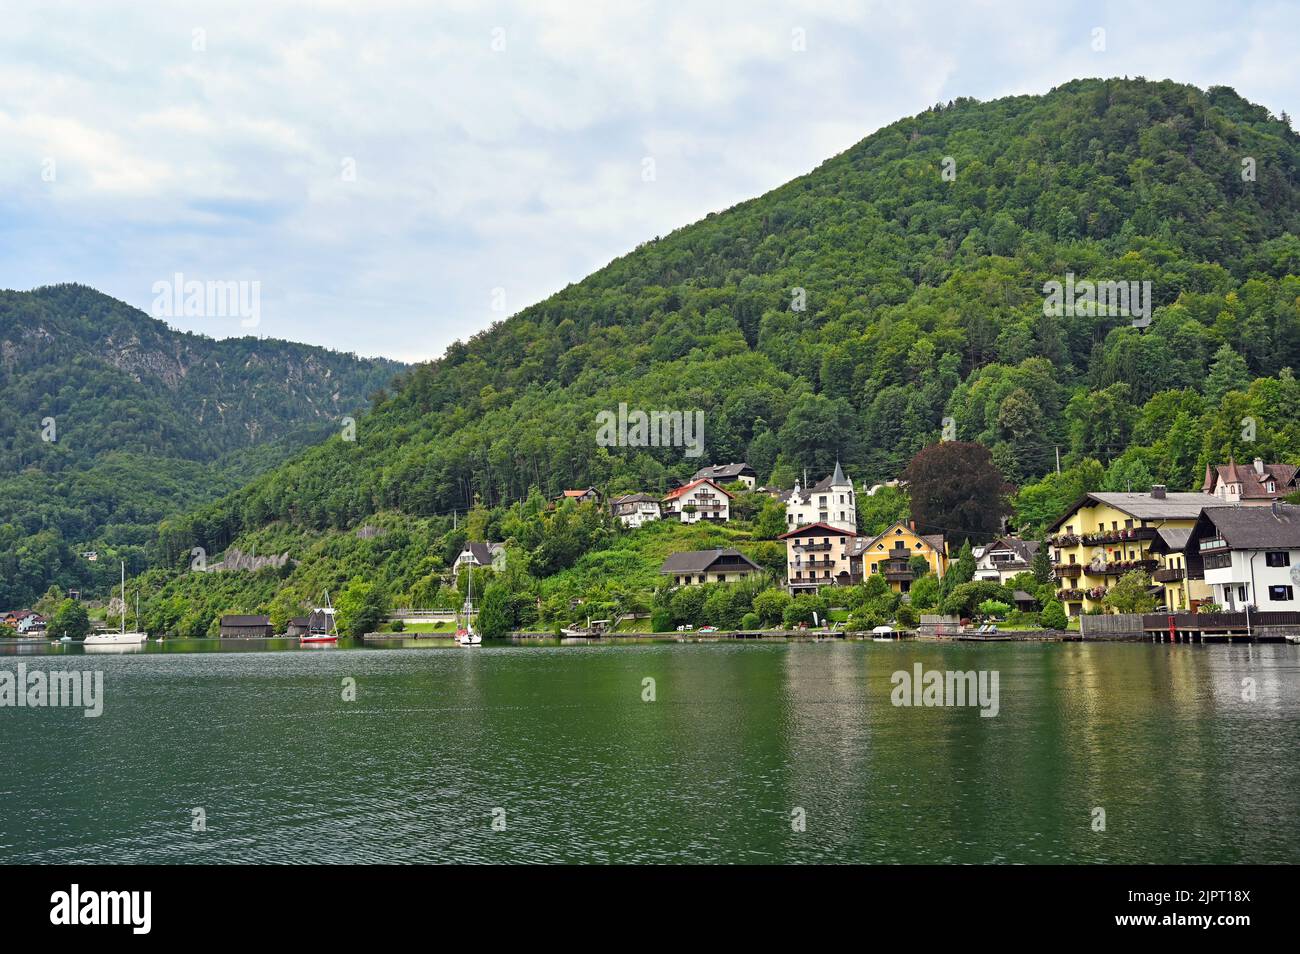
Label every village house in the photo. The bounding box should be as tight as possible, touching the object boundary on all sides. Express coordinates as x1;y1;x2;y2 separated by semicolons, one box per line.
610;493;662;528
1047;486;1211;616
974;536;1041;584
1187;502;1300;611
691;462;757;489
452;541;507;574
660;548;762;586
781;523;857;594
15;611;46;635
556;487;602;505
780;461;856;533
1202;458;1298;505
1145;527;1212;612
661;478;731;522
849;521;947;594
219;615;273;638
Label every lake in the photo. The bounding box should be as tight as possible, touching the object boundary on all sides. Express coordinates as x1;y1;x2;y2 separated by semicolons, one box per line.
2;639;1298;863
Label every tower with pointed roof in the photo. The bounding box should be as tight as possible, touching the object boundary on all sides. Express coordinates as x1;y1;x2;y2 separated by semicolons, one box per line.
781;459;856;533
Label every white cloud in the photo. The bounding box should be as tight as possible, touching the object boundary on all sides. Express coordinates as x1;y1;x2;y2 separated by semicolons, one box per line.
0;0;1294;362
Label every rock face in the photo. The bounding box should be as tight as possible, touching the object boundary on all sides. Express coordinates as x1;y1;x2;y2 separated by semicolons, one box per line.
204;548;293;573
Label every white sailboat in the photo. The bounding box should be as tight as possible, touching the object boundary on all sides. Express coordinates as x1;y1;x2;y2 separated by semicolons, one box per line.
456;570;482;646
84;562;149;646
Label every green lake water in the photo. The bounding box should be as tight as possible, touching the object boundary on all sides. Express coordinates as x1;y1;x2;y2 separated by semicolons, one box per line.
2;639;1298;863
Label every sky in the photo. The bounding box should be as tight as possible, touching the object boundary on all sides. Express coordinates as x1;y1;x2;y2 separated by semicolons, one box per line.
0;0;1296;362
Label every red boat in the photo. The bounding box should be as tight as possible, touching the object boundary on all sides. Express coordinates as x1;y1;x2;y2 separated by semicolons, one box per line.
300;592;340;644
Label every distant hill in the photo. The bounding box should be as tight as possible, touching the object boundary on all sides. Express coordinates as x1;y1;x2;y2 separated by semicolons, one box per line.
80;78;1300;632
0;284;404;606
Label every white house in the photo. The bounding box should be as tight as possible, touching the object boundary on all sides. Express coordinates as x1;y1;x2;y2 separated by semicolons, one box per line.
661;478;731;522
780;461;856;533
974;536;1041;583
611;493;662;528
453;541;507;574
1190;502;1300;611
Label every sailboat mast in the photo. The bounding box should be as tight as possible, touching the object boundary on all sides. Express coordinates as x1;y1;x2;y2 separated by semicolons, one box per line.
120;560;126;635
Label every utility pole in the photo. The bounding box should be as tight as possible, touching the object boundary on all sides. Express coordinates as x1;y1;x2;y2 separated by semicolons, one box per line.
1055;445;1061;474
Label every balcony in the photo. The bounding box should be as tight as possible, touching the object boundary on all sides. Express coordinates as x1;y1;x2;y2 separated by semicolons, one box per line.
1096;559;1158;576
1153;567;1185;583
1053;564;1082;579
800;542;833;552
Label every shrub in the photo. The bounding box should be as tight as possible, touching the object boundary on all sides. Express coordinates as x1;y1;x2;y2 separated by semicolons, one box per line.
740;612;761;630
651;608;674;633
1040;599;1068;630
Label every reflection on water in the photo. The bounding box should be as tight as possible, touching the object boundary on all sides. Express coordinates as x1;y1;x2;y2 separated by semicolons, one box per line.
0;641;1297;864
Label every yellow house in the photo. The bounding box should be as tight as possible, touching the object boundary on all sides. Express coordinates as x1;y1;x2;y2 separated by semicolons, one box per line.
1146;527;1214;612
1047;487;1212;615
849;521;947;594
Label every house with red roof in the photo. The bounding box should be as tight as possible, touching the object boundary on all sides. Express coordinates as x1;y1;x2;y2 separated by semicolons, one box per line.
661;478;731;523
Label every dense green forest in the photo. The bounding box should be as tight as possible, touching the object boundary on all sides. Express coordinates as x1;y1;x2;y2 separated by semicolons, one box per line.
14;78;1300;634
0;284;404;606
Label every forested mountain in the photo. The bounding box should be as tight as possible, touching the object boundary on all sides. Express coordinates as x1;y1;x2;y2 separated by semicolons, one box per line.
51;78;1300;632
0;284;404;606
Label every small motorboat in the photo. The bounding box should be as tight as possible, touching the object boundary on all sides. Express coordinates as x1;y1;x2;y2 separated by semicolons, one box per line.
1286;634;1300;644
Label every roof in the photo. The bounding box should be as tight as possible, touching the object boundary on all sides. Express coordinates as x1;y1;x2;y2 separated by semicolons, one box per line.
985;536;1040;563
459;541;495;565
288;617;309;626
1196;504;1300;550
1203;459;1298;499
561;488;598;498
854;522;945;556
809;460;849;493
659;548;760;575
662;477;732;502
1048;491;1213;531
691;462;755;481
612;493;661;505
221;615;270;626
1147;527;1192;554
779;522;857;540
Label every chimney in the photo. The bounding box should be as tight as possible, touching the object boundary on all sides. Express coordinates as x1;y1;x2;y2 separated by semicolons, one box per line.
1272;498;1282;517
1150;485;1166;499
1255;458;1266;476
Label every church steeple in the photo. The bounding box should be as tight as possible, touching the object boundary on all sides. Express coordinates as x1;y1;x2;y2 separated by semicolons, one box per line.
831;457;846;487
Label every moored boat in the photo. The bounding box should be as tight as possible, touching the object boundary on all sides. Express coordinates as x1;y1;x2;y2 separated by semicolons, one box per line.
84;562;148;647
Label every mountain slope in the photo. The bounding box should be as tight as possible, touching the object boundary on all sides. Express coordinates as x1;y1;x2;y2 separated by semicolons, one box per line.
0;284;404;605
129;77;1300;630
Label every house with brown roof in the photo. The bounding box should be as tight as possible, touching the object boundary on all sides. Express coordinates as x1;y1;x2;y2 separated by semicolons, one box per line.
556;487;602;505
850;521;947;594
691;462;757;489
781;523;857;594
661;478;731;523
659;548;762;586
1203;458;1298;505
219;615;273;638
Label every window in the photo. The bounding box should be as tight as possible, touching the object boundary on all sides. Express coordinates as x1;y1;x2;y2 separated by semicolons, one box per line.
1237;585;1248;603
1268;585;1294;602
1265;551;1291;567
